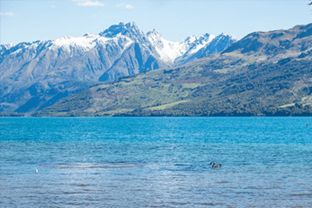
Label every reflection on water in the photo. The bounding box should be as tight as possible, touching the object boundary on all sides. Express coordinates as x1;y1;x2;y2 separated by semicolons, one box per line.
0;117;312;207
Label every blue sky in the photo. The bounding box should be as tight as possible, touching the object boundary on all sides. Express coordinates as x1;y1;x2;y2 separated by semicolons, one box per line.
0;0;311;44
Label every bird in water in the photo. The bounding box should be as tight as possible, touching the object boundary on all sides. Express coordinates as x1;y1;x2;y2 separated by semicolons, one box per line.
209;162;222;169
35;168;39;173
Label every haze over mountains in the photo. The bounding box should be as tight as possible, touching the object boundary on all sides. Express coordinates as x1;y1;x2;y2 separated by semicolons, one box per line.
0;22;312;116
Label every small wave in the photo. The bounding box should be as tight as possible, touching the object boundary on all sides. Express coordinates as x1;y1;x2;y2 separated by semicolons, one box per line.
40;162;143;169
289;193;312;197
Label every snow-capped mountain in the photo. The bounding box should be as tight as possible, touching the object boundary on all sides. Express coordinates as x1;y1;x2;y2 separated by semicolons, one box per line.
0;22;235;113
146;30;222;63
146;30;234;64
0;22;234;83
0;22;164;82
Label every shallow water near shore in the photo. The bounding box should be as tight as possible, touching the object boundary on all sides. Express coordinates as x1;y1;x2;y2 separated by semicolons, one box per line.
1;117;312;207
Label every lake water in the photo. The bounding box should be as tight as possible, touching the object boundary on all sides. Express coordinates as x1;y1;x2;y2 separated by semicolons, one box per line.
0;117;312;207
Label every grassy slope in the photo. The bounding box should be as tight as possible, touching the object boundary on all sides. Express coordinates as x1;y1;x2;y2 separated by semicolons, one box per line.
39;55;312;116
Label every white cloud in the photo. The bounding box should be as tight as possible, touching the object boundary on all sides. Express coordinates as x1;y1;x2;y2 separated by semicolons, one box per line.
124;4;134;10
72;0;104;7
0;12;14;17
116;3;135;10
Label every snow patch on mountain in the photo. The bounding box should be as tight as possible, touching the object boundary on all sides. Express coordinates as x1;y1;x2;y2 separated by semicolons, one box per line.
147;30;185;63
52;35;99;50
50;33;134;53
183;33;216;56
146;30;220;63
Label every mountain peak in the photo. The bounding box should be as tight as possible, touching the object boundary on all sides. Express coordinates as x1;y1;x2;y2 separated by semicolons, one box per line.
99;22;142;38
147;29;161;37
146;29;163;41
184;33;212;43
184;35;198;43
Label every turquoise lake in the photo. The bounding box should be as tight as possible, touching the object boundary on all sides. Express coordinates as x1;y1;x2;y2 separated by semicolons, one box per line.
0;117;312;207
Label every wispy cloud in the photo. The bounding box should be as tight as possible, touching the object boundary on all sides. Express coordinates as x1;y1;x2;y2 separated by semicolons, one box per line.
72;0;104;7
0;12;14;17
116;3;135;10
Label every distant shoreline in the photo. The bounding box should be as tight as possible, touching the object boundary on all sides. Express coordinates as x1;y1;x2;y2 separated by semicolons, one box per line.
1;114;312;118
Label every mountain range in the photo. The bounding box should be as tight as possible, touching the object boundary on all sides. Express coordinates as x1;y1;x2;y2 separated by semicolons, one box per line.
0;22;311;116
